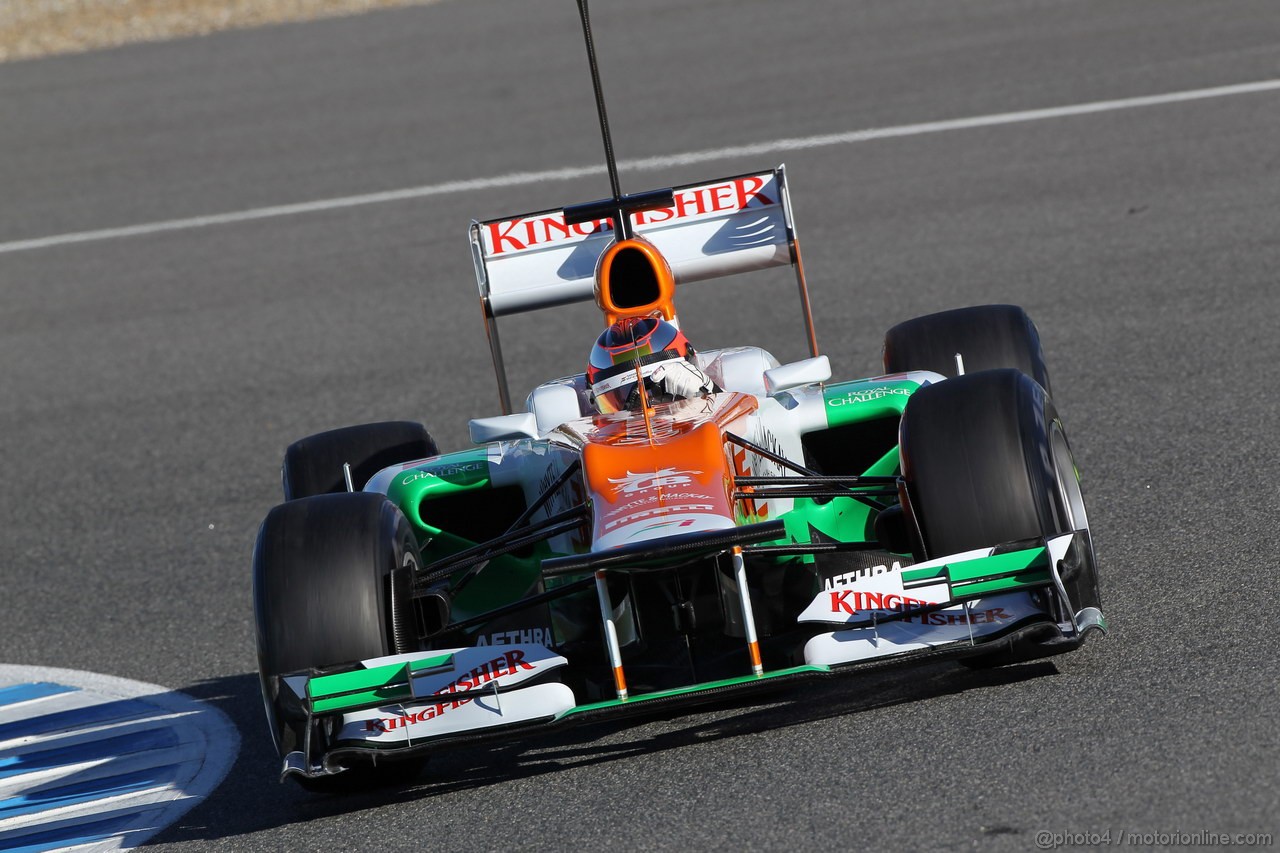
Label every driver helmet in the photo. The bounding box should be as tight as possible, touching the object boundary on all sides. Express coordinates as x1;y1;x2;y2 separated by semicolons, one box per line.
586;317;694;413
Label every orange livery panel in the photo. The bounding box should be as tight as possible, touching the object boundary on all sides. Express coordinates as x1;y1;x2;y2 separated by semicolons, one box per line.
580;394;757;550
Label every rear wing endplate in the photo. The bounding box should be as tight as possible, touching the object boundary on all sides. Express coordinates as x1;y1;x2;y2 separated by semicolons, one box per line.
470;165;817;412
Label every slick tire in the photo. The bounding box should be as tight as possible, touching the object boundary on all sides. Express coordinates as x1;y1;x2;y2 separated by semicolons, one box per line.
883;304;1052;398
899;369;1097;667
282;421;438;501
900;369;1084;557
253;492;425;790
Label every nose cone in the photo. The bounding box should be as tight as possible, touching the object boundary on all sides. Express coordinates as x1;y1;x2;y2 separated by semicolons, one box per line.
581;421;737;551
592;512;735;551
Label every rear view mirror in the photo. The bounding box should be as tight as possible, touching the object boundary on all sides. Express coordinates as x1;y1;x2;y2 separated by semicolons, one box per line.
763;355;831;395
469;413;539;444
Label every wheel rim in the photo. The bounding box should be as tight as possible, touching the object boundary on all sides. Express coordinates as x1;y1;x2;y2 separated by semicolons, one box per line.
1049;423;1089;534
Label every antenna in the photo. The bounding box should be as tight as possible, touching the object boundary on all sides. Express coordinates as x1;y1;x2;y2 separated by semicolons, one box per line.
575;0;625;237
566;0;674;240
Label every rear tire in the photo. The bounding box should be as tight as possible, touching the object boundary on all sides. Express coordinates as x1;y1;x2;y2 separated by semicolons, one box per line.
283;421;438;500
253;492;425;789
884;304;1052;397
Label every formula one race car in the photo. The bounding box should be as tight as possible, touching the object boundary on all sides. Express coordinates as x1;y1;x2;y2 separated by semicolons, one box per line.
251;4;1103;790
251;165;1105;788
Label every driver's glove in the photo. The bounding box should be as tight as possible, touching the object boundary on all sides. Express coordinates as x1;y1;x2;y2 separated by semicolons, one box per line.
651;361;715;400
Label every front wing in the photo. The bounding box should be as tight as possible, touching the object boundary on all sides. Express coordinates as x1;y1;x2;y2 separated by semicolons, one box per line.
278;531;1103;782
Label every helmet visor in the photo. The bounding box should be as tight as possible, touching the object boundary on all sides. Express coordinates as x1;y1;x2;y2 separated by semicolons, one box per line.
591;354;676;413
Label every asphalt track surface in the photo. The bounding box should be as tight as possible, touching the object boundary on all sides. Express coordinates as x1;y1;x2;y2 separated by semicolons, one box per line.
2;1;1279;849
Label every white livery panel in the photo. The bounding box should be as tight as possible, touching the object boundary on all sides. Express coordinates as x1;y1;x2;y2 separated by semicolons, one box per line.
473;169;795;318
338;682;576;744
322;645;575;745
803;592;1045;666
798;545;996;625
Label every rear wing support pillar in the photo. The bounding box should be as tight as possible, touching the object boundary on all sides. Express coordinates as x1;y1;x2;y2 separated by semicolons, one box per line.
481;301;514;415
777;166;819;360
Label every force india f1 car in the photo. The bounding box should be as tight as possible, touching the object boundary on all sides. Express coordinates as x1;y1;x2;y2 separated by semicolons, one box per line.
252;166;1106;788
251;7;1103;791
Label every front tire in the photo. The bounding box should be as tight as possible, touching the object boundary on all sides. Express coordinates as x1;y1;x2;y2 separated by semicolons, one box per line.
899;369;1100;665
900;369;1078;557
253;492;424;788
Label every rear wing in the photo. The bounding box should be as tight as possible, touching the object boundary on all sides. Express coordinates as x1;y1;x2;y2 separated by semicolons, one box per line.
470;165;817;412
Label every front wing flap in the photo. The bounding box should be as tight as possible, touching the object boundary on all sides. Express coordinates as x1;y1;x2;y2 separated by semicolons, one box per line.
799;531;1105;666
279;644;573;780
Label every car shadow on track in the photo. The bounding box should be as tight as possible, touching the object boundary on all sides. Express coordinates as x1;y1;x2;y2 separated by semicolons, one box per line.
415;659;1061;792
155;660;1057;842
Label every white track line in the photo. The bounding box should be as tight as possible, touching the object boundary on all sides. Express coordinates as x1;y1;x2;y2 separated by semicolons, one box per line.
3;78;1278;256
